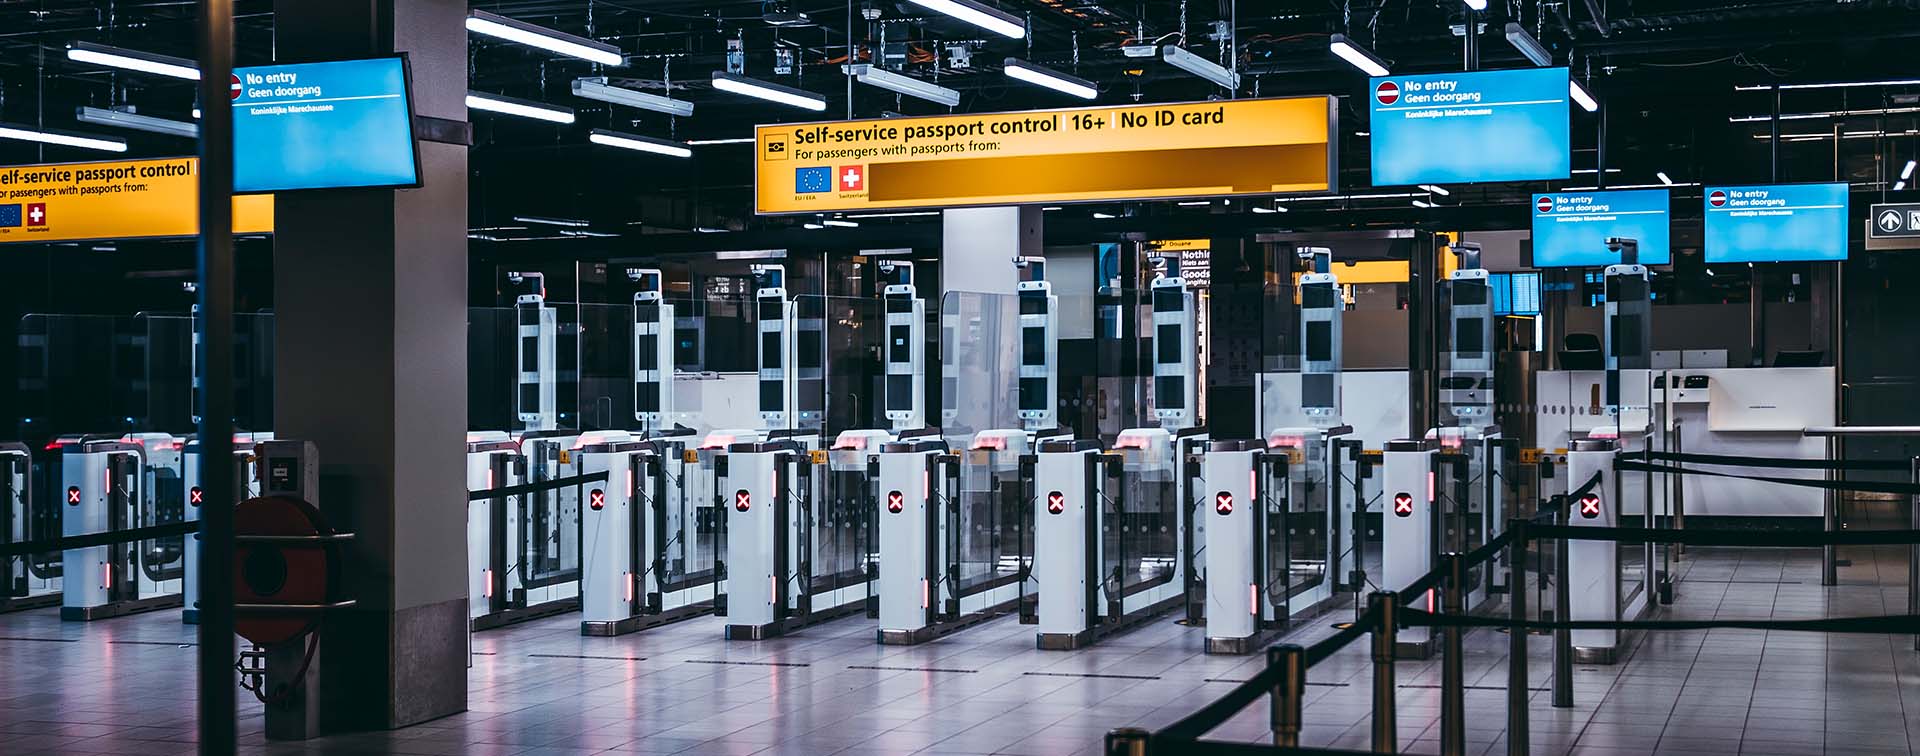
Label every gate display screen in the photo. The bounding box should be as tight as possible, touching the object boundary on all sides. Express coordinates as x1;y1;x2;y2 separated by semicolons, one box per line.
233;56;420;193
1369;68;1571;186
1704;183;1850;263
1531;190;1672;267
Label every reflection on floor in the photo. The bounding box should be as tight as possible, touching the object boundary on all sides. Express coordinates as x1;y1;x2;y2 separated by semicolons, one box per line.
2;540;1917;755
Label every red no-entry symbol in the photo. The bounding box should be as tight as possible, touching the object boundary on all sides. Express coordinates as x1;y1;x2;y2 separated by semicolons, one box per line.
1708;190;1728;208
1046;491;1066;515
734;489;751;513
1579;493;1603;519
1392;492;1415;517
589;488;606;511
1215;492;1234;516
1537;196;1555;213
1375;80;1400;106
886;490;905;514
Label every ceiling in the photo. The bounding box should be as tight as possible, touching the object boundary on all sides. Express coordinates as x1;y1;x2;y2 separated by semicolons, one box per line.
4;0;1920;249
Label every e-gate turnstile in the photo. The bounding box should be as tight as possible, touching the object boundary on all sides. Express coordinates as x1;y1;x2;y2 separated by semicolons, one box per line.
721;433;871;639
184;435;267;624
469;429;615;630
1199;431;1349;654
467;431;527;627
1;442;60;613
61;438;184;620
876;429;1032;645
577;428;722;636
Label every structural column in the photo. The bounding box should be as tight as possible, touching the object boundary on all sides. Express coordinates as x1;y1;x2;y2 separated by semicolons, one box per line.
271;0;469;731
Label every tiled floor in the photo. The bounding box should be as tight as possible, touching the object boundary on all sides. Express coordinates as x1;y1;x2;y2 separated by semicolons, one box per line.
4;530;1918;754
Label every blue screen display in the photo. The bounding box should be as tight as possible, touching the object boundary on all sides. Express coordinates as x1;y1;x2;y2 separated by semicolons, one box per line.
1531;189;1672;267
1704;183;1850;263
1490;272;1541;316
233;57;418;193
1369;68;1570;186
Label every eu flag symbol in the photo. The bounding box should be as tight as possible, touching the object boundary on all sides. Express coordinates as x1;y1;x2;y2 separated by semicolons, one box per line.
0;204;19;228
795;167;832;194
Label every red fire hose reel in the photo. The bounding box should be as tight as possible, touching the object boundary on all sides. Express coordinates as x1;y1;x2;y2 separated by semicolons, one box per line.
233;496;355;647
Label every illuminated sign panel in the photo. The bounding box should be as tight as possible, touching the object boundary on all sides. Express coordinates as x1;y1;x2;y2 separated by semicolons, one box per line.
1369;68;1571;186
1704;183;1849;263
754;97;1337;214
233;56;420;193
0;157;273;243
1531;189;1672;267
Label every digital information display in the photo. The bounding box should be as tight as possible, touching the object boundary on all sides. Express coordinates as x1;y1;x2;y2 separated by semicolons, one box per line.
1368;68;1570;186
1491;272;1541;316
233;56;419;193
1531;189;1672;267
754;97;1335;214
1704;183;1850;263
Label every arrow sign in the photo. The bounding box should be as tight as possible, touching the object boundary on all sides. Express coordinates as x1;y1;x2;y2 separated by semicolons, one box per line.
1869;203;1920;239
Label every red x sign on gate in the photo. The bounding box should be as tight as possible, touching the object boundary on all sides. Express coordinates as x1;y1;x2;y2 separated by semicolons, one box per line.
734;489;752;512
189;487;204;507
1046;491;1066;515
886;491;905;514
1215;492;1234;516
589;489;606;511
1579;493;1602;519
67;486;81;505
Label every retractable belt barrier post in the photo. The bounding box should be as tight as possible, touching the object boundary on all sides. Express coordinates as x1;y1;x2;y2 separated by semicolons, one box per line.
1105;453;1920;756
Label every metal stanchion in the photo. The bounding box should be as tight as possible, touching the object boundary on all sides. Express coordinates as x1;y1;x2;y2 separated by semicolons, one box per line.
1553;496;1573;708
1105;727;1150;756
1823;435;1838;586
1910;456;1918;652
1507;519;1530;756
1441;553;1466;756
1369;591;1398;754
1271;644;1306;748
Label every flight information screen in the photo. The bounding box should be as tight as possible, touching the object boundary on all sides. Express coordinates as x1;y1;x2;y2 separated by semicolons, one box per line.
233;56;420;193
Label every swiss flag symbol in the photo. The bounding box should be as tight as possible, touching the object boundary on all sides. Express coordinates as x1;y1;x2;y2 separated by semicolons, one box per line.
1537;196;1555;214
1375;81;1400;106
26;203;46;227
1708;190;1728;208
838;165;864;191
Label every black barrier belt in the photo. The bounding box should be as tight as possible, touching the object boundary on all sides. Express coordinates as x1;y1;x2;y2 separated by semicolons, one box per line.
1152;737;1374;756
1305;606;1376;667
0;520;199;559
466;470;611;502
1160;606;1381;741
1530;471;1606;524
1398;607;1920;636
1395;528;1516;607
1644;450;1912;473
1616;459;1920;497
1531;523;1920;548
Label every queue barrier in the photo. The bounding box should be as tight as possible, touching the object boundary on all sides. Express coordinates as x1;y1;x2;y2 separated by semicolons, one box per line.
1108;456;1920;756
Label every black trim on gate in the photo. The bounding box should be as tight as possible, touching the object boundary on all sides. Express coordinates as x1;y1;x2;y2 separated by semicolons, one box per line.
923;453;941;627
1252;454;1270;626
1183;445;1204;622
629;454;649;615
1084;454;1101;626
488;454;512;614
772;455;791;621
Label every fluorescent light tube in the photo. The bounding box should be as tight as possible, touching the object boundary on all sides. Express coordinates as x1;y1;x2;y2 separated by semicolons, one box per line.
822;219;860;228
76;106;197;138
1464;0;1488;10
1003;58;1096;99
711;71;827;111
844;64;962;107
1328;34;1390;77
1503;23;1552;66
1569;80;1599;112
513;216;591;227
1656;172;1674;185
1904;160;1916;180
1897;181;1908;191
905;0;1025;39
467;10;624;66
66;41;198;80
0;123;127;152
804;223;826;229
1420;184;1452;196
1412;199;1433;208
1161;45;1239;90
467;91;576;123
1092;212;1117;219
1251;205;1288;214
588;129;692;158
1735;79;1920;91
571;77;693;117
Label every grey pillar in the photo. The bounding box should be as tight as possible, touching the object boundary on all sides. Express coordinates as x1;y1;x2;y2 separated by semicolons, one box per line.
272;0;469;731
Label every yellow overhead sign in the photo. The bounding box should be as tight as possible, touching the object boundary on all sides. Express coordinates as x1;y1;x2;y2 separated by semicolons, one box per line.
755;97;1337;215
0;157;273;244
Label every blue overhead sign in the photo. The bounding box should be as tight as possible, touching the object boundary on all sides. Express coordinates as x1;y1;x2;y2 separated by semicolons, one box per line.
1704;183;1850;263
1368;67;1571;186
1531;189;1672;267
233;56;420;193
